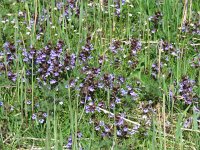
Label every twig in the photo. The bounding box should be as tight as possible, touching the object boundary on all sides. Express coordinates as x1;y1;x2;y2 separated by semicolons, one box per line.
181;128;200;133
3;134;13;144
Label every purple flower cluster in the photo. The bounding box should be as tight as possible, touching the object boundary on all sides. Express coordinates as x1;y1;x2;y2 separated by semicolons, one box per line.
114;0;126;16
21;41;74;86
130;38;142;56
65;132;82;149
151;62;163;79
160;41;180;57
109;40;122;54
0;42;17;81
56;0;80;18
2;42;16;64
79;36;94;63
93;113;139;138
139;100;156;114
178;76;196;105
80;67;101;105
0;101;3;107
183;117;192;128
32;112;48;124
182;21;200;35
83;73;139;113
148;11;162;33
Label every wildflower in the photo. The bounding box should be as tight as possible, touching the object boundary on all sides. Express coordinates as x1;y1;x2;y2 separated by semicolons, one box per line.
110;102;115;109
88;85;95;92
104;126;110;133
130;38;142;56
148;11;162;33
123;125;128;132
115;97;121;104
117;130;122;136
26;100;31;105
120;88;128;96
32;114;37;120
59;101;64;105
109;40;122;54
43;113;48;118
122;0;126;5
116;113;126;126
183;117;192;128
10;106;14;111
178;76;196;104
0;101;3;107
99;121;105;127
66;136;73;149
39;118;45;124
95;126;100;131
35;103;40;108
101;132;106;137
85;102;95;113
50;79;57;84
129;90;137;97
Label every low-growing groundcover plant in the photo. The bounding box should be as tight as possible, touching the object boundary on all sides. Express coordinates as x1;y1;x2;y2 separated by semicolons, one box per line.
0;0;199;149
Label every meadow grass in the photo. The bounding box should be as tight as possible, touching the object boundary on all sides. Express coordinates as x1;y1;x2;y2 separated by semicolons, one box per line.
0;0;199;149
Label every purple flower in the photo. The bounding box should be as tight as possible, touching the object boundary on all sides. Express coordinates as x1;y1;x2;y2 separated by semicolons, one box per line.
7;72;17;82
98;82;104;88
66;136;73;149
110;102;115;109
104;126;110;133
50;79;57;84
0;101;3;107
99;121;105;127
183;117;192;128
65;85;69;88
178;76;196;104
39;118;45;124
95;126;100;131
85;106;90;113
85;102;95;113
143;108;149;113
77;132;82;139
32;114;37;120
120;88;128;96
115;97;121;104
43;113;48;118
26;100;31;105
69;80;76;87
130;90;137;97
118;76;125;83
117;130;122;136
123;126;128;132
109;40;122;53
128;130;137;135
88;86;95;92
3;42;10;50
116;118;124;126
54;72;59;77
101;132;106;137
56;2;64;10
122;0;126;5
130;39;142;56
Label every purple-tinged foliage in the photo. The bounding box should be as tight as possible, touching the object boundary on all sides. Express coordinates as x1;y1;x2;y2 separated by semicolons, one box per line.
148;11;162;33
178;76;196;105
130;39;142;56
